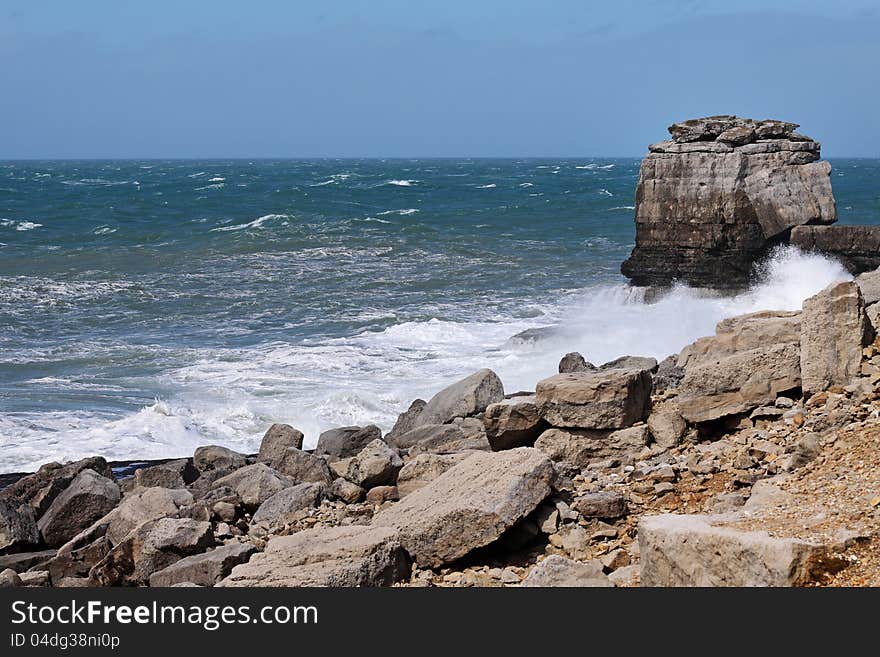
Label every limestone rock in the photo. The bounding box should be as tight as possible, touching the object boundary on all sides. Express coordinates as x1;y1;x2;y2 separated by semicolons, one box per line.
106;487;194;546
647;402;687;448
558;352;595;373
212;463;295;511
415;369;504;426
483;395;547;450
133;460;198;490
534;426;650;468
268;448;333;485
855;266;880;306
535;369;652;429
315;425;382;461
599;355;658;373
391;422;490;455
791;225;880;275
193;446;247;477
257;424;304;464
653;356;685;392
800;281;871;395
0;456;111;518
149;542;256;587
385;399;427;442
219;525;409;587
37;469;120;548
520;555;612;587
365;485;399;505
328;478;364;504
251;482;325;524
396;453;469;496
373;448;553;568
0;499;39;553
338;439;403;489
639;514;827;586
574;491;628;519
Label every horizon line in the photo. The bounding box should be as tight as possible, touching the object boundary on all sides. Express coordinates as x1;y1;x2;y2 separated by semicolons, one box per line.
1;154;877;162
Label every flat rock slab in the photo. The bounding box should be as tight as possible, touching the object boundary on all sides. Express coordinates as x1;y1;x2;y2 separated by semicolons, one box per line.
520;555;612;587
639;514;828;587
219;525;409;587
373;448;553;568
149;542;256;587
536;369;652;430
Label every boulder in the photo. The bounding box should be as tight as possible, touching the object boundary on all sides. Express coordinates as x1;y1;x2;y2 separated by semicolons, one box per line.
653;355;685;392
391;422;490;455
647;402;687;448
599;355;658;373
855;266;880;306
219;525;409;587
268;448;333;485
251;482;325;524
0;568;22;587
89;518;214;586
534;426;650;468
211;463;295;511
0;456;111;518
37;469;121;548
639;514;829;586
558;352;595;373
0;499;39;553
328;478;364;504
365;485;399;505
676;311;802;423
0;549;57;573
257;424;304;464
149;542;256;587
622;116;835;289
133;460;198;490
415;369;504;426
396;453;470;497
193;446;247;477
45;537;112;584
791;225;880;275
520;555;612;587
385;399;427;442
338;440;403;489
483;396;547;450
373;448;553;568
535;369;653;429
106;487;194;546
800;281;871;396
574;491;628;519
314;425;383;461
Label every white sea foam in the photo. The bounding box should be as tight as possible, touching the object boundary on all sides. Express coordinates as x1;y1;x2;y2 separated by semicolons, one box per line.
385;179;417;186
209;177;225;182
0;247;850;472
476;183;497;189
5;220;44;231
93;226;117;235
377;208;420;216
194;183;224;191
609;206;636;211
518;182;534;187
211;214;289;233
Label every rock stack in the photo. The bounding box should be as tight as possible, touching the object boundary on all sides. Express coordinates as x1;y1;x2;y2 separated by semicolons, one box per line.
621;115;838;289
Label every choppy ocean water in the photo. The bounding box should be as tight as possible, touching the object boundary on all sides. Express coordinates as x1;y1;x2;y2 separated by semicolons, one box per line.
1;158;878;472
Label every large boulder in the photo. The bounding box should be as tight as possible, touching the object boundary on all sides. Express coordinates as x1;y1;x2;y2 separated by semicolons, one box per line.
37;470;120;548
621;116;835;289
251;482;326;524
520;555;612;587
106;487;194;546
268;448;333;485
89;518;214;586
855;266;880;306
647;402;687;448
535;369;652;430
396;453;470;497
133;460;198;490
336;440;403;489
558;352;595;373
373;448;553;568
483;395;547;450
676;311;802;423
219;525;409;587
534;426;650;468
211;463;295;511
149;542;256;587
385;399;427;442
393;421;491;455
257;424;304;464
639;514;828;587
314;425;382;461
800;281;871;396
415;369;504;426
0;456;111;518
193;446;247;477
0;499;39;553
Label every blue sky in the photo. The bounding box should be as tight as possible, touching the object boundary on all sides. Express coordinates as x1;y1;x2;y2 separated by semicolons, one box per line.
1;1;878;158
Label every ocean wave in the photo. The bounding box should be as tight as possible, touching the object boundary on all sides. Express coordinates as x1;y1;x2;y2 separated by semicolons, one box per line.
598;189;614;196
209;176;225;182
1;219;43;231
211;213;290;233
93;226;117;235
608;205;636;211
194;183;224;191
518;182;534;187
476;183;497;189
576;163;616;170
385;179;418;186
376;208;420;216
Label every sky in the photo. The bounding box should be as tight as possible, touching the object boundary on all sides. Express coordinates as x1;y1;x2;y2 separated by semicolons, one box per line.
1;1;878;158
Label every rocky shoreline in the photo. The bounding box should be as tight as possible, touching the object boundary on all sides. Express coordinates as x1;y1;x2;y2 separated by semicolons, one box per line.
2;116;878;588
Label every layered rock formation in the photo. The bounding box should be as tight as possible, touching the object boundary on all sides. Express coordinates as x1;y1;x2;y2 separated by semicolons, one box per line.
621;115;837;289
791;225;880;275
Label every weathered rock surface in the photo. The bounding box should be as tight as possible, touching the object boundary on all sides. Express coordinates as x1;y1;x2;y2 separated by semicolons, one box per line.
315;425;382;461
0;499;39;553
385;399;427;442
193;446;247;477
415;369;504;426
621;116;836;289
37;469;120;547
800;281;871;396
535;369;652;429
574;491;627;519
396;453;470;496
0;457;111;518
257;424;304;464
212;463;295;510
791;225;880;275
89;518;214;586
373;448;553;568
149;542;256;587
647;402;687;448
676;311;802;423
483;395;547;450
855;267;880;306
219;525;409;587
133;459;198;490
328;478;364;504
365;485;399;505
639;514;828;586
337;440;402;489
520;555;612;587
251;482;325;524
600;355;658;373
268;448;333;485
534;426;650;467
558;352;595;373
391;422;490;455
106;487;194;546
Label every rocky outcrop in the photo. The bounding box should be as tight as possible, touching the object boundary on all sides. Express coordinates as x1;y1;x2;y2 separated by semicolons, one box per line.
211;463;295;511
800;281;872;395
791;226;880;275
251;482;325;524
621;116;836;289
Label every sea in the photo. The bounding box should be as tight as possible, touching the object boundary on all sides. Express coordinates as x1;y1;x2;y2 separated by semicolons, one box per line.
1;158;878;472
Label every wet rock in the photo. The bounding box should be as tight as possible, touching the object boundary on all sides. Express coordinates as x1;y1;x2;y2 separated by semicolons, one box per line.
315;425;383;461
251;482;325;524
37;469;121;548
483;395;547;450
149;542;256;587
536;369;653;429
521;555;612;587
219;525;409;587
257;424;304;464
373;448;553;568
791;225;880;276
